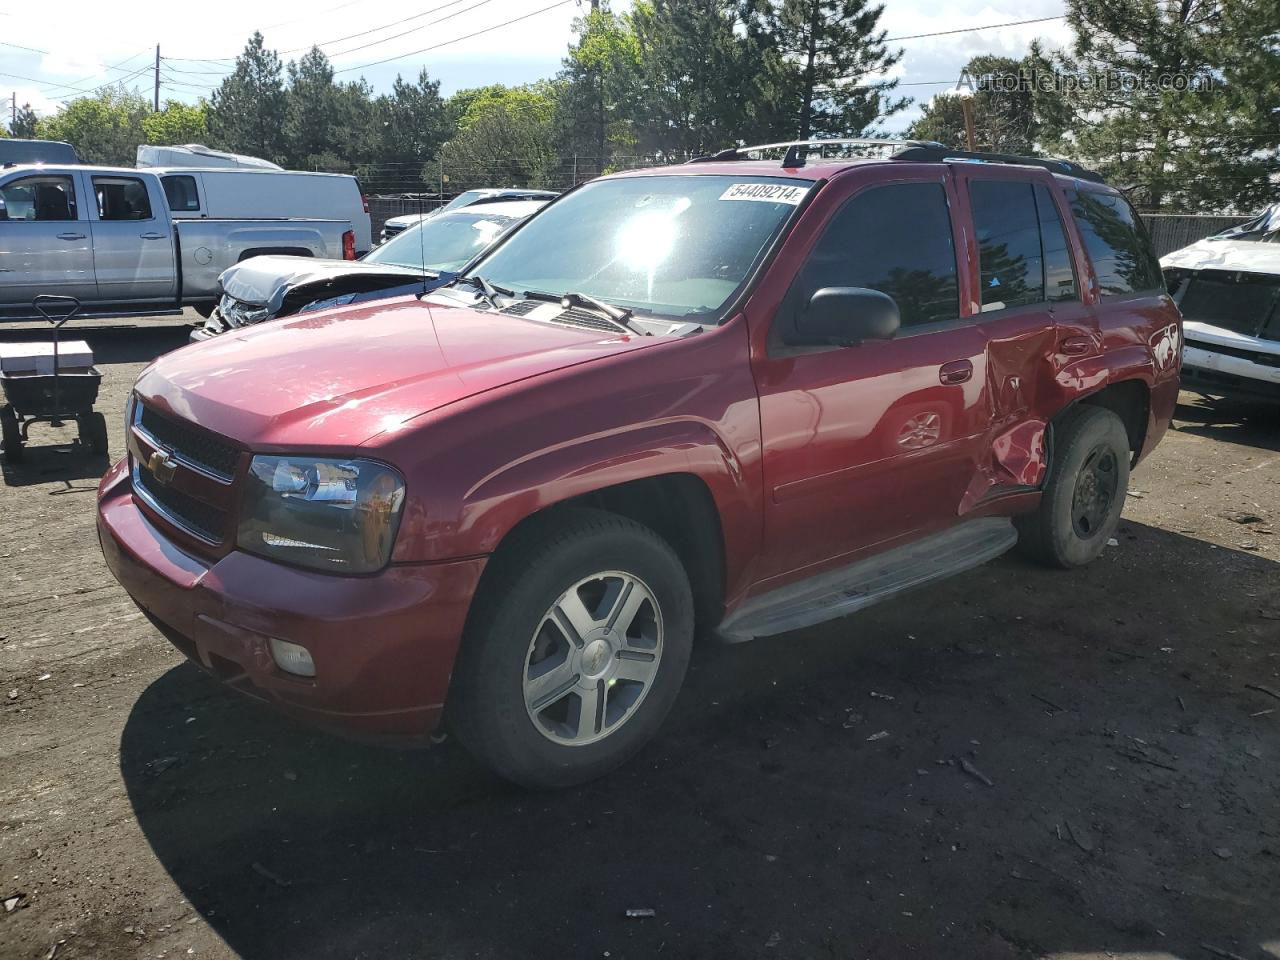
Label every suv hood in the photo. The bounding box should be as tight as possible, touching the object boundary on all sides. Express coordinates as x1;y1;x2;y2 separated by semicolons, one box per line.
220;255;425;312
1161;239;1280;275
136;297;663;448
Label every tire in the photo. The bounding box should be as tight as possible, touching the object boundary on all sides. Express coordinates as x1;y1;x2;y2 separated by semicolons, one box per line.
1016;405;1130;569
1;405;23;465
192;303;216;319
78;412;109;456
449;507;694;789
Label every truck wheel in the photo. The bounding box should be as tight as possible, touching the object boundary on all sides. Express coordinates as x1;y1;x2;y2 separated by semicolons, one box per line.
78;412;109;456
1015;406;1130;569
449;508;694;789
1;406;23;465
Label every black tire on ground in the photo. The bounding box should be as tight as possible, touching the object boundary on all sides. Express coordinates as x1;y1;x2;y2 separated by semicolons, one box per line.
1;405;23;465
1015;405;1131;569
78;412;109;456
192;303;216;319
448;507;694;789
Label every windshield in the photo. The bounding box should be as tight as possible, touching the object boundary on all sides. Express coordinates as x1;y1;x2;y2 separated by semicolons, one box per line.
365;212;514;272
440;190;487;214
468;174;813;322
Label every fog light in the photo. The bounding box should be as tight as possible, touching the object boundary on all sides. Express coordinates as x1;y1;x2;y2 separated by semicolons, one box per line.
269;637;316;678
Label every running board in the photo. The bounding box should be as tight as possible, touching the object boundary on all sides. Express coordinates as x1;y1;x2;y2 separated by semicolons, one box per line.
718;518;1018;642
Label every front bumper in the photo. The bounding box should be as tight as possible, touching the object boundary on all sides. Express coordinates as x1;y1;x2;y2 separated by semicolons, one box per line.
1183;342;1280;403
97;459;486;742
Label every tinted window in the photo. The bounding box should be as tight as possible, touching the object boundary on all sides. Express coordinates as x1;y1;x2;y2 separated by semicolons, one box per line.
969;180;1044;310
93;177;152;221
0;175;78;221
794;182;958;328
1034;185;1077;302
162;175;200;212
1068;189;1162;295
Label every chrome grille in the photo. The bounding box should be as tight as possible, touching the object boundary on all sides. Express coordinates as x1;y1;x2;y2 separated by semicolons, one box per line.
138;406;239;480
133;458;228;543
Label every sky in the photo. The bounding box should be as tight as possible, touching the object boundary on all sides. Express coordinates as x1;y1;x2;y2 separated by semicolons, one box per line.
0;0;1074;136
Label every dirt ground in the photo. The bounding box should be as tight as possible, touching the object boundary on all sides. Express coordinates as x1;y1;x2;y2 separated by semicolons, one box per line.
2;321;1279;960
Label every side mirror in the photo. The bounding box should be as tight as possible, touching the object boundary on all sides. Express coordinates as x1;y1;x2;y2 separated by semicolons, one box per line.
792;286;900;347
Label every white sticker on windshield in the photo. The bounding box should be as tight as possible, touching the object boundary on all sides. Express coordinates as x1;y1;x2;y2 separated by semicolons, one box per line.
719;183;809;205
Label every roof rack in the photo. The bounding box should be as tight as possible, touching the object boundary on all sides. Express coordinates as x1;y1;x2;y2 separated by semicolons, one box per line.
689;137;1105;183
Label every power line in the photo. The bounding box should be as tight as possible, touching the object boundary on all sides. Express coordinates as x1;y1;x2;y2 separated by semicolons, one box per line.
883;15;1065;43
335;0;576;73
0;39;49;55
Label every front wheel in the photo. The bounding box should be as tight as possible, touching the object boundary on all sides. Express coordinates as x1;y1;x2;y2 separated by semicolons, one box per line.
449;508;694;789
1016;406;1131;568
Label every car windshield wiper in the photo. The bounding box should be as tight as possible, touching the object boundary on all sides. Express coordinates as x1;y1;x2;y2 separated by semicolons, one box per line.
446;274;513;309
523;289;649;336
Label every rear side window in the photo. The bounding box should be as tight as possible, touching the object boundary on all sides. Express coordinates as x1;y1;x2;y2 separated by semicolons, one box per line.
1067;189;1162;295
162;175;200;212
93;177;153;221
794;182;959;328
969;181;1045;310
0;175;77;221
1034;185;1077;302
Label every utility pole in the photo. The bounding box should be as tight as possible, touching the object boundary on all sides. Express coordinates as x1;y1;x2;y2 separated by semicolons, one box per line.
960;97;977;152
154;45;160;111
11;92;16;132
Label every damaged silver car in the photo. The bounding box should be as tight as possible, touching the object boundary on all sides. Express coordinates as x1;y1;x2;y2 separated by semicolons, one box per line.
1162;205;1280;404
193;199;549;341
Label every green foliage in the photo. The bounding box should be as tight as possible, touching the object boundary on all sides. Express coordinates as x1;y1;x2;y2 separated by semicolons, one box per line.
907;54;1040;154
141;100;209;145
748;0;906;139
208;32;288;162
37;88;150;165
555;6;643;175
434;84;560;190
11;103;40;139
1043;0;1280;211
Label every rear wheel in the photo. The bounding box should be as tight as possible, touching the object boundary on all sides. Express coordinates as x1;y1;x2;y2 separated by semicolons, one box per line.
1;405;23;465
1016;406;1130;568
449;508;693;789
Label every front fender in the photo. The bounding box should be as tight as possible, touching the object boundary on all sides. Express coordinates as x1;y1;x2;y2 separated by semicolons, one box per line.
378;323;765;599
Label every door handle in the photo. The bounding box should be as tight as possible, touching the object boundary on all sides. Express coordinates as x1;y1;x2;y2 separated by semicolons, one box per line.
56;232;86;240
139;232;166;240
939;359;973;385
1060;336;1094;356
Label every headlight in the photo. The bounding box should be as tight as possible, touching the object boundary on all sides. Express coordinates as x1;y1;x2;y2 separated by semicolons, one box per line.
237;456;406;574
220;293;272;327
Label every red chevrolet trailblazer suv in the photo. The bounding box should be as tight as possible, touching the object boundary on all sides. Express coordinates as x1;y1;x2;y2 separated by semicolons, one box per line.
99;140;1181;787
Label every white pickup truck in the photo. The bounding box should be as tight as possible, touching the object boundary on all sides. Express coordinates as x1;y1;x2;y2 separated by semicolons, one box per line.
0;164;357;321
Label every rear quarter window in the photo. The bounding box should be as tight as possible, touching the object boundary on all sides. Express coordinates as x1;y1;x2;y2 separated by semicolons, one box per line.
161;175;200;212
1067;189;1162;296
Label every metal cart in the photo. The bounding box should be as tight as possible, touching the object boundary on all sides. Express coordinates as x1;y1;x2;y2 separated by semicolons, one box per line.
0;295;107;466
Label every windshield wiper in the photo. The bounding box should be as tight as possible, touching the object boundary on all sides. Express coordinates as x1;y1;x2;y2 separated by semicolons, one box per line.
445;274;513;309
523;289;649;336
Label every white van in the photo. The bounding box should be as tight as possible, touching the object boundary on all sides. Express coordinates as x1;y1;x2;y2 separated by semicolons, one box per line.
152;168;372;255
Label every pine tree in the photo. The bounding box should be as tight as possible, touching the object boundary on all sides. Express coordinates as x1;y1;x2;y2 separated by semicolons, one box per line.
1046;0;1279;212
751;0;907;140
208;32;288;162
284;47;338;169
12;103;40;139
908;55;1040;154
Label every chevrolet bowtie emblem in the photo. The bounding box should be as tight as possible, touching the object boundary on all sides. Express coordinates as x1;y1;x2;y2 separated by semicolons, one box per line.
147;450;178;485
